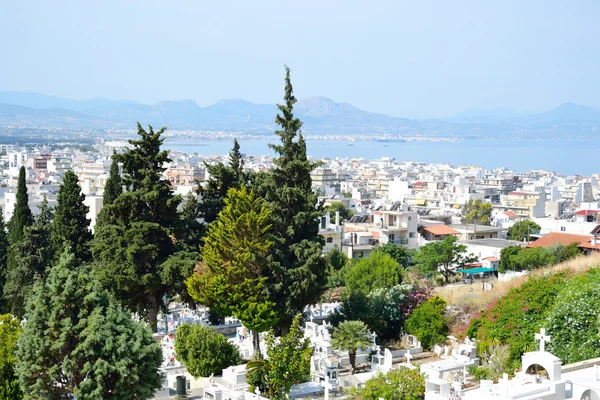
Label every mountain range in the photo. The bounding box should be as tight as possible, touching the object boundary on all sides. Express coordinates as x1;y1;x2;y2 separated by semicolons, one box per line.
1;91;600;137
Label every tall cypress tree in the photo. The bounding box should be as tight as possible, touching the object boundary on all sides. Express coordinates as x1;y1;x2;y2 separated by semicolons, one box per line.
51;170;92;262
103;156;122;206
93;123;194;332
264;66;326;333
0;207;9;313
8;166;33;244
3;198;54;318
199;139;245;225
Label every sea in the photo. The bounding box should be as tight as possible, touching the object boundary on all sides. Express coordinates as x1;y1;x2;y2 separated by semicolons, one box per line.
165;138;600;176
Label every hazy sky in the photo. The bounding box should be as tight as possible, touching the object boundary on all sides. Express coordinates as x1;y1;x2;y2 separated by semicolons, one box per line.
1;1;599;118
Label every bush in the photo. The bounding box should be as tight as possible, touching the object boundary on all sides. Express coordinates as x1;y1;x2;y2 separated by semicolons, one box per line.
175;324;241;377
344;251;403;295
346;367;425;399
465;270;572;364
329;284;430;341
405;295;449;349
545;268;600;364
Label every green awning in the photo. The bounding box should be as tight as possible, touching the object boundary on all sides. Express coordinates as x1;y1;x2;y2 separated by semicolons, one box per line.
456;267;496;274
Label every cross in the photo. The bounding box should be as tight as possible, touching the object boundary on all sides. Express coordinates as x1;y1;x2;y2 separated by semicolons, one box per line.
534;328;551;352
254;387;261;399
405;352;412;365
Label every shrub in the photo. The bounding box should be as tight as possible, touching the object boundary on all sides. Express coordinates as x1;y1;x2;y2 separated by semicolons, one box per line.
175;324;241;377
465;270;571;364
346;367;425;399
545;268;600;364
329;284;430;341
0;314;23;399
405;295;449;349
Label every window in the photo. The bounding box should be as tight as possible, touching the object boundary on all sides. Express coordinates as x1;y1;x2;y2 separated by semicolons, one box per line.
409;232;416;238
561;226;566;232
326;237;333;243
408;216;412;221
389;234;395;242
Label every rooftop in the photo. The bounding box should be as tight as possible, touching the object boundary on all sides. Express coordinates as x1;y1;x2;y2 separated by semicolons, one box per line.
421;225;460;236
462;238;524;248
451;224;505;233
527;232;591;248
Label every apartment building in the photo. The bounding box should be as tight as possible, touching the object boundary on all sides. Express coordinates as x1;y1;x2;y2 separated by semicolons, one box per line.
492;191;545;218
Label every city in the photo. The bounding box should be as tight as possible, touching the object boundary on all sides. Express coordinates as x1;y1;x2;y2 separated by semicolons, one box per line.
2;2;600;400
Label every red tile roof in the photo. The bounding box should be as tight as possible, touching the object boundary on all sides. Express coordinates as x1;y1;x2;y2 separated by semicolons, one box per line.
504;211;519;218
527;232;591;248
422;225;460;236
574;210;598;216
483;256;500;262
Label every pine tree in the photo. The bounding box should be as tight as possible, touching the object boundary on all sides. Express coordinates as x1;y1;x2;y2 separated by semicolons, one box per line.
199;139;245;225
3;199;54;318
176;192;204;250
103;155;122;206
263;66;326;333
93;123;194;332
51;170;92;262
0;208;9;313
187;186;279;357
16;252;163;399
8;166;33;244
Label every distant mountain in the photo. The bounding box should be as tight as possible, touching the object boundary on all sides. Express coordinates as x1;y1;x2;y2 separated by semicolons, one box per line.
445;108;526;123
535;102;600;122
0;91;599;138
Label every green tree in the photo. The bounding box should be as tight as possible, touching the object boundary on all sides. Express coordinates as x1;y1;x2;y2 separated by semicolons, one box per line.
8;166;33;244
16;252;163;400
461;198;492;225
3;199;54;318
325;248;349;288
405;295;449;349
260;67;326;334
51;170;92;262
246;315;312;399
413;236;476;284
103;155;122;206
507;220;541;242
330;320;372;374
0;208;9;313
326;201;354;222
346;367;425;400
511;247;555;271
0;314;23;400
379;242;414;268
499;246;523;273
199;139;245;225
175;324;241;377
187;186;279;357
344;251;403;295
176;192;204;251
93;124;193;332
553;242;582;263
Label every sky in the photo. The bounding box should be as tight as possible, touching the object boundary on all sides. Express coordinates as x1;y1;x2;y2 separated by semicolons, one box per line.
1;0;600;118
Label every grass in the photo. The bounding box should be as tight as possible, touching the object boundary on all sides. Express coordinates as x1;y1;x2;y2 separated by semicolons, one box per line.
437;253;600;308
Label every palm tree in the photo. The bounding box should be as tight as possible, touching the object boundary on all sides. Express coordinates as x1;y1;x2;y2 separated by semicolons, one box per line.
330;320;372;374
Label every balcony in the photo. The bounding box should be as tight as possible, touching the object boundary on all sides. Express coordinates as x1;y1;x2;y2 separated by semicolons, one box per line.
389;238;410;245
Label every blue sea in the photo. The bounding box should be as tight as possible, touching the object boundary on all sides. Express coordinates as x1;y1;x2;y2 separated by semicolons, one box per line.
165;138;600;176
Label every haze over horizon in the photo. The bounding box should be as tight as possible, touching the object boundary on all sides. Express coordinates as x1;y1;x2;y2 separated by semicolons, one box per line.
1;1;600;119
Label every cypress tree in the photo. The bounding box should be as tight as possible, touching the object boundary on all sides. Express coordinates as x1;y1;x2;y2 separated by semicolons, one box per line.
93;123;194;332
0;208;9;313
3;199;54;318
51;170;92;263
103;155;122;206
8;166;33;244
264;66;326;333
199;139;245;225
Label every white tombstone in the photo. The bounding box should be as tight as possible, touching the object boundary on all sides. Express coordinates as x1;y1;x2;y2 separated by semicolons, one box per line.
535;328;551;352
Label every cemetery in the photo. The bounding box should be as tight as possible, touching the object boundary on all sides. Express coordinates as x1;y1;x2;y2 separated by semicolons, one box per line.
151;298;600;400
